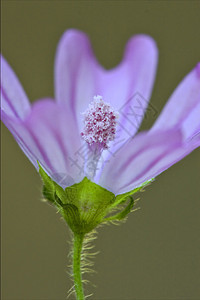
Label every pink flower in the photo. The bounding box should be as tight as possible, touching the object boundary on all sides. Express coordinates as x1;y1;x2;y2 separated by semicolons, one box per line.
1;29;200;194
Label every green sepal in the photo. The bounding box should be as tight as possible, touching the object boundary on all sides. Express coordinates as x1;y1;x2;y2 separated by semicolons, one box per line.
55;183;68;204
117;197;134;220
38;162;55;203
38;162;68;205
113;179;153;207
104;197;134;222
65;177;115;209
42;185;55;203
61;204;81;233
64;177;115;233
114;187;141;206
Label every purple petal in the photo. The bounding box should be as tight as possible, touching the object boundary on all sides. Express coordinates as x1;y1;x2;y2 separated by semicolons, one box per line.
98;34;158;158
97;129;199;195
99;34;158;110
152;63;200;140
54;29;100;131
0;55;31;120
54;30;158;141
2;99;84;187
181;101;200;142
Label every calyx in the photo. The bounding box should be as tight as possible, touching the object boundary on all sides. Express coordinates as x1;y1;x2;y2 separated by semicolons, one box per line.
38;163;151;234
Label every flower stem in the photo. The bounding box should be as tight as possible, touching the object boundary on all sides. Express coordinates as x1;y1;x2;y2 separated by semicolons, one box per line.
73;233;85;300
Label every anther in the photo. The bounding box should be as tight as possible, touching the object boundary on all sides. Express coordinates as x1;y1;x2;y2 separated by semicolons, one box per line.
81;95;118;150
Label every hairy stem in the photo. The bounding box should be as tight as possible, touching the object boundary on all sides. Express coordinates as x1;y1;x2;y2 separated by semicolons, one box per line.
73;233;85;300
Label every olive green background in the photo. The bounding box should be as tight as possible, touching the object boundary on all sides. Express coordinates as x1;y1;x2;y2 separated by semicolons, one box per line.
1;1;200;299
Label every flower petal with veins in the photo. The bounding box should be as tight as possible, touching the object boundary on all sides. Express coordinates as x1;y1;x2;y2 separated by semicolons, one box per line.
1;29;199;194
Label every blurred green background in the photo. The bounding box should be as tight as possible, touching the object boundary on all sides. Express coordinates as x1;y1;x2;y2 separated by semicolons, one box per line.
1;1;200;299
